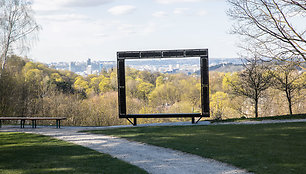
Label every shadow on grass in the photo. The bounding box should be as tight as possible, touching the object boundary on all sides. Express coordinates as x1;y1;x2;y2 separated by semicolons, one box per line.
0;132;147;174
88;122;306;174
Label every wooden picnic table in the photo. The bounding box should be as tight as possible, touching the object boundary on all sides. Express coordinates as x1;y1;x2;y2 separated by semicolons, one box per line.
0;117;66;128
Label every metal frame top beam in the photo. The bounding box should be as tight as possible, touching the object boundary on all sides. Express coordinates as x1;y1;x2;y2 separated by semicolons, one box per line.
117;49;208;59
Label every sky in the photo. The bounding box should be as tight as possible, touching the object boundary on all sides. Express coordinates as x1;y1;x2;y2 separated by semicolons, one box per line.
29;0;240;63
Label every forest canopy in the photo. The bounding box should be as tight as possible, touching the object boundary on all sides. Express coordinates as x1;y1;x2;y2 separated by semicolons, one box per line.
0;56;305;126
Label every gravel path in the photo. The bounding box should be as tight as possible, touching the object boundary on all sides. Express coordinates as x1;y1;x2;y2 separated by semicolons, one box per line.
2;119;305;174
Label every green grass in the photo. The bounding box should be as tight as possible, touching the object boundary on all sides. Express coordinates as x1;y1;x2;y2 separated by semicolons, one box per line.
86;122;306;174
211;113;306;123
0;132;147;174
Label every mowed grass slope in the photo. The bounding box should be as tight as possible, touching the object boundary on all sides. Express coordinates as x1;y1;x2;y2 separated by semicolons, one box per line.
0;132;147;174
211;113;306;123
87;122;306;174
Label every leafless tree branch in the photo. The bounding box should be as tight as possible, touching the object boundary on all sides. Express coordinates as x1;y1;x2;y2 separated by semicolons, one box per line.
227;0;306;65
0;0;40;70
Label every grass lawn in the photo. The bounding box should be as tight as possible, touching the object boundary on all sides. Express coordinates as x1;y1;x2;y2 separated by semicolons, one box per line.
0;132;147;174
86;122;306;174
211;113;306;123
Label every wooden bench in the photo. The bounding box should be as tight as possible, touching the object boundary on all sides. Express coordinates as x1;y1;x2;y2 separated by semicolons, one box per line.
0;117;66;128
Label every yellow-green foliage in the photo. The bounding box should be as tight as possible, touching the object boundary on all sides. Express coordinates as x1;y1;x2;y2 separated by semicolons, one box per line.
1;56;305;126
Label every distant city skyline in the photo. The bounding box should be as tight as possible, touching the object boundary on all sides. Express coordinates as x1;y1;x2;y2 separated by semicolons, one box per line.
29;0;240;63
49;57;243;76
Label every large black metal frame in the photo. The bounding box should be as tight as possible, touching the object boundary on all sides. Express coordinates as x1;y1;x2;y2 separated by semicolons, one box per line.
117;49;210;126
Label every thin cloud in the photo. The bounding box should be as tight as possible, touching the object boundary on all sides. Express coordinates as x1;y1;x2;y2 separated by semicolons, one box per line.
63;0;112;7
152;11;168;18
155;0;202;4
197;10;207;16
32;0;64;12
116;22;158;36
32;0;113;12
108;5;137;15
173;8;189;15
142;22;158;35
95;33;109;38
117;24;138;34
37;14;89;22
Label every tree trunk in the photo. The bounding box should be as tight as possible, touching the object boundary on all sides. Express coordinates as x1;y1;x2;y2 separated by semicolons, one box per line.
285;90;293;116
1;61;5;70
255;98;259;118
1;54;7;70
1;39;10;70
288;99;293;116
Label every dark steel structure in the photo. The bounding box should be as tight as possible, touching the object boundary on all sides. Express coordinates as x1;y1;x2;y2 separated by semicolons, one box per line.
117;49;210;125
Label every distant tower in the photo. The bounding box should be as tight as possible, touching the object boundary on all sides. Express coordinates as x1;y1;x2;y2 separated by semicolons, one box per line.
99;63;103;72
86;58;92;74
69;62;75;72
87;58;91;66
87;65;92;75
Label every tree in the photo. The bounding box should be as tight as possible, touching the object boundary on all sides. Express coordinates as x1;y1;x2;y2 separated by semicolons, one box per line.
99;77;112;93
126;76;138;98
74;76;89;94
271;63;306;115
185;83;201;112
0;0;40;70
0;67;22;115
137;81;154;101
149;83;180;106
227;0;306;64
155;76;164;87
224;58;273;118
89;76;103;94
50;73;63;83
179;78;201;112
211;92;230;120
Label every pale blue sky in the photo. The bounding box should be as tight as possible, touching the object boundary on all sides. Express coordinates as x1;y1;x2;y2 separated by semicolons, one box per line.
30;0;240;63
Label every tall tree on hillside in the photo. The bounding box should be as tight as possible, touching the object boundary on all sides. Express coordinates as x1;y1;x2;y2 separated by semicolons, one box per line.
0;0;40;70
227;0;306;64
211;92;230;120
224;58;273;118
271;63;306;115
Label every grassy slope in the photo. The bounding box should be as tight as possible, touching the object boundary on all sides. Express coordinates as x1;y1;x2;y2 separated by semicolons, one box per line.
88;122;306;174
0;132;147;174
211;113;306;123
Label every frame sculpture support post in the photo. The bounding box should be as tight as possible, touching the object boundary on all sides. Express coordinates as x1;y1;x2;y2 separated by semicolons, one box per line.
117;58;127;118
134;118;137;126
201;54;210;118
126;118;137;126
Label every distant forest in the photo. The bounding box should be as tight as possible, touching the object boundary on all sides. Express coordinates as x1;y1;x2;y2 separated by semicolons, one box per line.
0;55;305;126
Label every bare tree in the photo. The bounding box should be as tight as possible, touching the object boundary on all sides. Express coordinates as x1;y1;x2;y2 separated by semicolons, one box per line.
0;0;40;70
270;63;306;115
225;58;273;118
227;0;306;64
